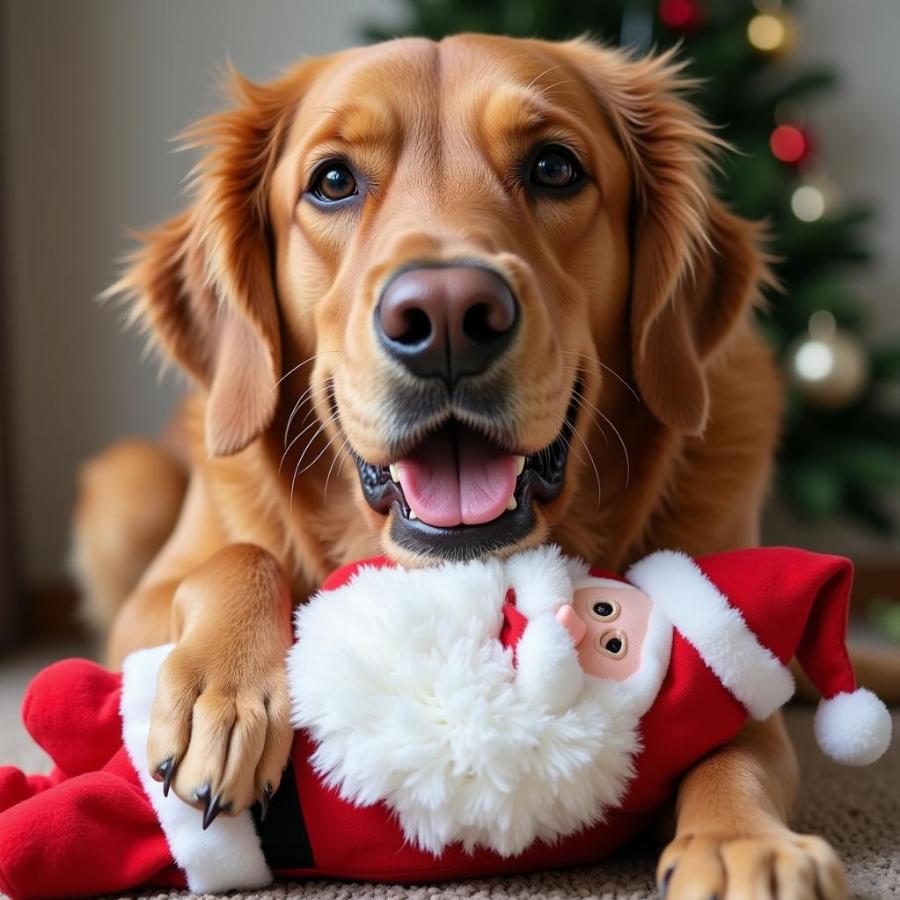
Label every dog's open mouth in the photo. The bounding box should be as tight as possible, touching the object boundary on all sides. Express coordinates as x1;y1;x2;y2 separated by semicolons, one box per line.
354;388;577;559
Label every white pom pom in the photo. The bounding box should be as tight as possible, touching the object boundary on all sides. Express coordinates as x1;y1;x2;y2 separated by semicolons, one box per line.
814;688;892;766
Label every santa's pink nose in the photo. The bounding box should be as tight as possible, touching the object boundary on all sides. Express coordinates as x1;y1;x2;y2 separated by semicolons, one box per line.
556;604;587;646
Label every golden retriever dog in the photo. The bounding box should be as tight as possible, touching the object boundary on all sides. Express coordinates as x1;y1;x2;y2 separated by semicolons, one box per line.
73;35;848;899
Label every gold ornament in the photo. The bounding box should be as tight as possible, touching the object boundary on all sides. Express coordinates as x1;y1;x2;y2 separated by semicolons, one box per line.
787;311;870;409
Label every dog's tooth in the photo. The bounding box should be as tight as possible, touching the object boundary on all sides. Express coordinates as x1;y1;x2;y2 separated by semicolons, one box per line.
506;496;518;511
408;509;418;520
514;455;526;476
389;463;400;483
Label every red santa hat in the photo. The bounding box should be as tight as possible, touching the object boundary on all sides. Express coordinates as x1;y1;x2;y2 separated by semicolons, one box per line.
625;547;892;766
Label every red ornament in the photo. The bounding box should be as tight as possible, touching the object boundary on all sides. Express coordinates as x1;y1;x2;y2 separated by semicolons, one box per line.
658;0;704;30
770;124;812;165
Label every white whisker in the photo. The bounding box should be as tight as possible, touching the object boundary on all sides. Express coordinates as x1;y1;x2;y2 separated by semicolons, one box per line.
275;350;339;388
284;385;317;446
596;360;642;404
568;386;610;449
281;402;336;474
324;434;353;503
560;348;641;403
524;64;562;93
283;382;332;448
576;393;631;488
293;419;345;482
565;415;603;509
289;410;341;512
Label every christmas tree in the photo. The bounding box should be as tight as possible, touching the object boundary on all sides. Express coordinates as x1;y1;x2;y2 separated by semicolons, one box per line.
365;0;900;534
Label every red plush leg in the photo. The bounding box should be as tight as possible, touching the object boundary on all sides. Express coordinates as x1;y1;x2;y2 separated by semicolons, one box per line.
20;658;125;777
0;769;178;899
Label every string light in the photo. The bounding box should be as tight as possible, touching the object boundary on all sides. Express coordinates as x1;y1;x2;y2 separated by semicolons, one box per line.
658;0;702;30
794;338;834;383
748;13;787;52
792;185;826;222
770;124;808;163
794;312;839;384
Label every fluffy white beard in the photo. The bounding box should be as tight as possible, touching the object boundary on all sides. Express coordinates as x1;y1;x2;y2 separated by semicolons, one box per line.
288;547;647;858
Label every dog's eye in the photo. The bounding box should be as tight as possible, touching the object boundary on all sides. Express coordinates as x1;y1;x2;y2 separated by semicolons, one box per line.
529;145;584;192
309;161;358;203
590;597;620;621
597;629;627;659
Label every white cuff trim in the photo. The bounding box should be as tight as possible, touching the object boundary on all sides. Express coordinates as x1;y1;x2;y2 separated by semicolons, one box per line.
627;550;795;719
120;645;273;894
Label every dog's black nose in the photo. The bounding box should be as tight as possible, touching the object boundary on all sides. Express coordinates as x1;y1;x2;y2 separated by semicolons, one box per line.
376;265;518;383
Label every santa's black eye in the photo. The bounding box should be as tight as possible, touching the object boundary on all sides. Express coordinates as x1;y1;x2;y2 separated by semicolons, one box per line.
589;597;620;621
308;161;358;204
598;629;627;659
529;144;586;194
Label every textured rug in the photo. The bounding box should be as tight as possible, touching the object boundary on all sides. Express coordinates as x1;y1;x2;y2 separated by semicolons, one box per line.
1;645;897;899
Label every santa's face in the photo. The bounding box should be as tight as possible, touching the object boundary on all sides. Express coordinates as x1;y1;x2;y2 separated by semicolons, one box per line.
556;585;652;680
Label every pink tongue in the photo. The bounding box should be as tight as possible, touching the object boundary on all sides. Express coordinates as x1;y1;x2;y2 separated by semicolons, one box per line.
398;428;517;528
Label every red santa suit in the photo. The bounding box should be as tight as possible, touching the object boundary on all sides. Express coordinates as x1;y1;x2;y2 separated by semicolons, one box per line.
0;546;891;898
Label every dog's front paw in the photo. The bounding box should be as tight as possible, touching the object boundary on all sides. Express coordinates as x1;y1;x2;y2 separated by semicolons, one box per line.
657;828;847;900
146;642;293;827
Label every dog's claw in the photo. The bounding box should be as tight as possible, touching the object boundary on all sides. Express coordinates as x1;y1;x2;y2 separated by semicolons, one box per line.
194;783;212;826
660;865;675;897
155;757;176;798
201;790;229;830
259;782;274;822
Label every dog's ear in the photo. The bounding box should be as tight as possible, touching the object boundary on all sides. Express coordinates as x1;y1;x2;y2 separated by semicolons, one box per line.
114;62;321;457
562;41;769;435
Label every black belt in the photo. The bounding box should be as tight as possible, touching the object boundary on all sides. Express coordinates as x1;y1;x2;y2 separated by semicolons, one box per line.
251;766;314;870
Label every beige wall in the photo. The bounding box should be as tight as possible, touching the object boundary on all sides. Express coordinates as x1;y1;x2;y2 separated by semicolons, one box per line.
1;0;396;582
1;0;897;583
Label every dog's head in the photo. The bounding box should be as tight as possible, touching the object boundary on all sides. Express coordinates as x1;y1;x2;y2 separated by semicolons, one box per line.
120;36;763;565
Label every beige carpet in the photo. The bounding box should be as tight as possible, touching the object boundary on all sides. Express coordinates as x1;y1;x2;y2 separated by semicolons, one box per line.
1;645;897;899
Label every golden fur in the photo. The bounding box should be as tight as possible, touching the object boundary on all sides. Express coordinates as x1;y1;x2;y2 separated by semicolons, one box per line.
75;36;848;899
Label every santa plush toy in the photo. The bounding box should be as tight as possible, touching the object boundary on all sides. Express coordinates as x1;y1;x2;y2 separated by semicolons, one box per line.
0;546;891;899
